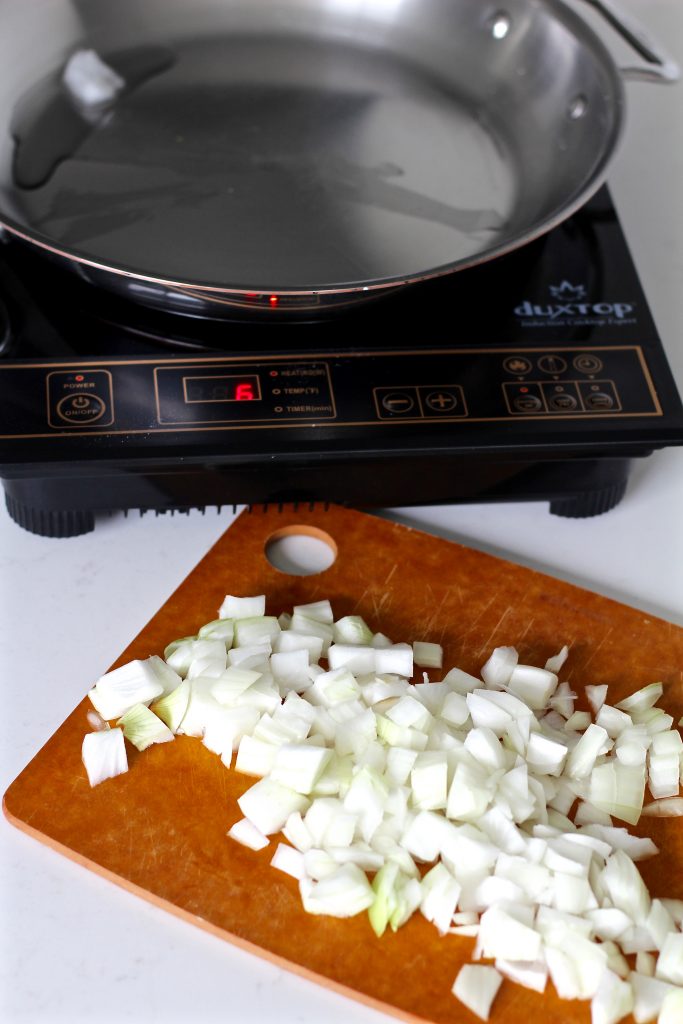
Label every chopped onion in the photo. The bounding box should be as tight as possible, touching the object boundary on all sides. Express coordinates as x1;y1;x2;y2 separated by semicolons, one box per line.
117;703;174;751
590;968;634;1024
656;933;683;986
88;657;166;720
299;863;374;917
641;797;683;817
413;641;443;669
659;989;683;1024
81;597;683;1022
452;965;503;1021
227;817;269;851
81;728;128;787
219;594;266;620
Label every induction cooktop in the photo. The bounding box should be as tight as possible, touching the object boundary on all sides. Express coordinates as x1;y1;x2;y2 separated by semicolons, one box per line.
1;187;682;536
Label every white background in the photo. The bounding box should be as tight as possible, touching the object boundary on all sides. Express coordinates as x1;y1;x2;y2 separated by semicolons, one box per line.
1;2;682;1021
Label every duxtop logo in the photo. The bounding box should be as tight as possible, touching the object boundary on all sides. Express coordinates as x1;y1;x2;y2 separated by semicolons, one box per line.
515;281;635;325
549;280;588;301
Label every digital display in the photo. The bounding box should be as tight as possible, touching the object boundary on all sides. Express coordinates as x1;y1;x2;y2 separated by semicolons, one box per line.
183;374;261;404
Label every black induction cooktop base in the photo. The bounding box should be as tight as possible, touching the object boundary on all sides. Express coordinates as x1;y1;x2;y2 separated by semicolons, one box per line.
1;187;682;535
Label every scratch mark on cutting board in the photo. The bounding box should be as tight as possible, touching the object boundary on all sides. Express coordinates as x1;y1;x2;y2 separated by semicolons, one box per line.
384;564;398;586
351;586;371;616
457;595;497;646
580;626;613;672
515;617;535;647
370;589;394;623
421;586;454;637
476;606;513;658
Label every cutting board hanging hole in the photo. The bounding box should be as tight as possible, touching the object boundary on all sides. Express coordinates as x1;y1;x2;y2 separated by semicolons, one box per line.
264;525;337;576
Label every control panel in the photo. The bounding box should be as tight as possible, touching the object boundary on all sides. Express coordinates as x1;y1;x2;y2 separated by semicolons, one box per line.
0;346;662;442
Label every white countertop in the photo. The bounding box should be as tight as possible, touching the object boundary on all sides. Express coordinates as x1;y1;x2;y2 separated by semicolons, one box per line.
1;2;682;1021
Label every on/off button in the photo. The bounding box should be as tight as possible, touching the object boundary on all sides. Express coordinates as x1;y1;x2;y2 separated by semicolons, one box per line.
56;393;107;423
47;369;114;428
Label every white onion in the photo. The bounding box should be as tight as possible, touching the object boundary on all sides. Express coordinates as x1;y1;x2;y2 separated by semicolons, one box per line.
83;593;683;1022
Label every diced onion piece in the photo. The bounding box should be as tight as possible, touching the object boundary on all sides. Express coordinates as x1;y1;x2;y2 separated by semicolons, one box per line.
652;730;683;755
481;646;518;689
655;933;683;985
439;691;469;727
88;657;166;720
410;752;448;811
566;724;610;780
590;968;634;1024
586;685;609;716
270;842;306;880
273;631;324;662
299;863;374;917
386;694;431;732
602;849;652;924
641;798;683;818
327;644;376;675
545;646;570;674
648;753;681;799
151;679;190;732
374;643;413;678
589;762;646;825
636;952;656;977
270;744;333;795
269;650;310;690
630;971;677;1023
369;861;400;937
644;902;677;956
238;778;309;835
198;618;234;645
596;704;633;738
420;862;461;935
234;615;280;647
210;668;262;705
526;733;568;776
495;958;547;993
219;594;266;620
659;989;683;1024
81;728;128;787
507;664;558;709
565;710;593;733
227;817;269;851
442;666;481;694
413;641;443;669
293;599;334;624
477;904;542;962
235;735;278;777
116;703;174;751
452;965;503;1022
615;683;664;714
86;710;107;732
333;615;373;645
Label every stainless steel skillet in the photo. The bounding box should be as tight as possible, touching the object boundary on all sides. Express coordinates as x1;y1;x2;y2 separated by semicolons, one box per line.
0;0;677;318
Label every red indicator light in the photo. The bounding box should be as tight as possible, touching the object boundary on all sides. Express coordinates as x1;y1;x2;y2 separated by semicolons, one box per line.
269;370;278;378
246;292;258;300
520;387;529;394
269;295;279;307
235;383;255;401
75;374;85;382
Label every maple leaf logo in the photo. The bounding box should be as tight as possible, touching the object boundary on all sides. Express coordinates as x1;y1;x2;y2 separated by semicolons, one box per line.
549;281;587;301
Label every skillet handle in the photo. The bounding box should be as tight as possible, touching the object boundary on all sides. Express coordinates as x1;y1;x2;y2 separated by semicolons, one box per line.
580;0;679;82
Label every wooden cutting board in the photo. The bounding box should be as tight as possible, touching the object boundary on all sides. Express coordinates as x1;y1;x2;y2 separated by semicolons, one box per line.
4;506;683;1024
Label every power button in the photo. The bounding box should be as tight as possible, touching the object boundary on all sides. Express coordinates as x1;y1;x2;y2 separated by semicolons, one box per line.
56;393;107;423
47;370;114;428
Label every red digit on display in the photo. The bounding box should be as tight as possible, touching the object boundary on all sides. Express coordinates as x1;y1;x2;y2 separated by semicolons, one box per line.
235;383;255;401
